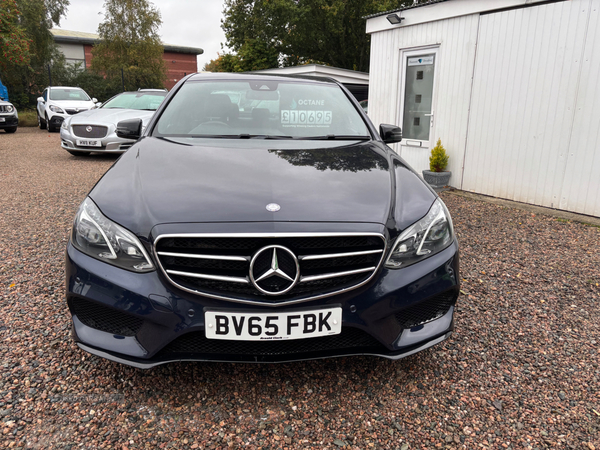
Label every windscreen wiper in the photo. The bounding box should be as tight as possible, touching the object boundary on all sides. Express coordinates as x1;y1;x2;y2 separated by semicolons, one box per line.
237;134;295;139
296;135;371;140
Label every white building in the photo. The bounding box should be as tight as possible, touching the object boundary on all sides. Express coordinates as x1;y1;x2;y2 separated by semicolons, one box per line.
366;0;600;217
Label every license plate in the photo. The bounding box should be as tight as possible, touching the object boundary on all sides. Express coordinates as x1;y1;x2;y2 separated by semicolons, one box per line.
76;139;101;147
0;118;5;122
205;308;342;341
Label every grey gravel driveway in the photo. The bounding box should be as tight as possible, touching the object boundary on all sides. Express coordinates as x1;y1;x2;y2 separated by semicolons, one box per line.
1;128;599;449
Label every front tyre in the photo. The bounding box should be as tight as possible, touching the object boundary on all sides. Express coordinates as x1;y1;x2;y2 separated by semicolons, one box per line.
47;114;58;132
38;113;47;130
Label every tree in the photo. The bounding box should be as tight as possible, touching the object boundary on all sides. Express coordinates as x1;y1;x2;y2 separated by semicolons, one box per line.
0;0;69;108
0;0;31;69
203;52;240;72
204;39;279;73
91;0;166;90
221;0;428;72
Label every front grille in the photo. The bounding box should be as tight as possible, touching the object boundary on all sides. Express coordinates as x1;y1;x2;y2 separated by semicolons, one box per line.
72;125;108;138
395;291;457;329
66;108;88;115
155;234;386;303
71;298;143;336
157;327;385;358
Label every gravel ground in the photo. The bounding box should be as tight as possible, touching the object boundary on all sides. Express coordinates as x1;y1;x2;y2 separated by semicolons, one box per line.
1;127;599;450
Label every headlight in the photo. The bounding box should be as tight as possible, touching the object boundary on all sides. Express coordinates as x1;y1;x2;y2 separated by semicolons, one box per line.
72;198;154;272
385;199;454;269
61;120;68;130
5;105;14;113
49;105;65;113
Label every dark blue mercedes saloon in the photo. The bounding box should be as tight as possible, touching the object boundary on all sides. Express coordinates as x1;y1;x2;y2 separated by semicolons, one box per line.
66;73;459;368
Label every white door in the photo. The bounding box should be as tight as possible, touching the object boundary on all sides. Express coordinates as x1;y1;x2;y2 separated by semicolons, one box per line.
397;47;439;172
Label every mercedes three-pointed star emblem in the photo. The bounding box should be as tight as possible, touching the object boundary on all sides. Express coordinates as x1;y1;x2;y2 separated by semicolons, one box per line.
249;245;300;295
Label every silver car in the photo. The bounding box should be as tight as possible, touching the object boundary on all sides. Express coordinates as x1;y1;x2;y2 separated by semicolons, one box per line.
60;90;167;156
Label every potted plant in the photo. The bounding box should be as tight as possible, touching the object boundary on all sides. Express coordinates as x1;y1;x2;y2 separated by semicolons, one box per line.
423;138;451;188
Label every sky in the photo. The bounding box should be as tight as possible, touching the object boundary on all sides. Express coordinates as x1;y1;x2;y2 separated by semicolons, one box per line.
56;0;227;71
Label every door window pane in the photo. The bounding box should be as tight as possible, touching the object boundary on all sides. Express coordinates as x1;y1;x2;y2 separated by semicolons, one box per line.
402;54;435;141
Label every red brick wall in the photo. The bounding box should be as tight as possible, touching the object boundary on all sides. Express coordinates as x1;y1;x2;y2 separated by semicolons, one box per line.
84;44;94;69
163;52;198;89
83;46;197;89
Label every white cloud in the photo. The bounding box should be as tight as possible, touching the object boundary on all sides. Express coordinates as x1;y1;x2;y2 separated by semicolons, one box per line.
56;0;228;71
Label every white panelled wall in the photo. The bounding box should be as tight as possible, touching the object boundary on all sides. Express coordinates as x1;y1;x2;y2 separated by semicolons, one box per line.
368;0;600;217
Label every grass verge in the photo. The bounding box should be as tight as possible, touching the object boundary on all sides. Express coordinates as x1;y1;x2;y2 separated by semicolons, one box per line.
18;109;38;127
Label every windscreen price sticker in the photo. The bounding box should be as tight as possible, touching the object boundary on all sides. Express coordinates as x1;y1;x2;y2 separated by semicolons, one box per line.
281;109;332;126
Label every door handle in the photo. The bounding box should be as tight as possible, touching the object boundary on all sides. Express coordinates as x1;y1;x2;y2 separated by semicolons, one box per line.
424;112;434;127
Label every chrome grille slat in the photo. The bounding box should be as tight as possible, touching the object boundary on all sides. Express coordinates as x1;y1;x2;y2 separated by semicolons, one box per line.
158;251;247;261
166;269;249;284
155;233;386;306
299;249;383;261
300;267;376;283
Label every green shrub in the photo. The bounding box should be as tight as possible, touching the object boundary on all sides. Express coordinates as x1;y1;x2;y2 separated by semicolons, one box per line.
429;139;449;172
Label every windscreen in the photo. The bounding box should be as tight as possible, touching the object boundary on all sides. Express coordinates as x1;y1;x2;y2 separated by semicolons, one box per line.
102;92;166;111
153;79;370;139
49;88;91;101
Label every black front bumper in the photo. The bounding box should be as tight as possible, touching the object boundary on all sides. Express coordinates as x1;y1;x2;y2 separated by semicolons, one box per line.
66;240;460;368
50;116;64;127
0;116;18;128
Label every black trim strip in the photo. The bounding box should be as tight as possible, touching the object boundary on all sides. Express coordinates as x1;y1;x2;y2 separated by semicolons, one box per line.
480;0;568;16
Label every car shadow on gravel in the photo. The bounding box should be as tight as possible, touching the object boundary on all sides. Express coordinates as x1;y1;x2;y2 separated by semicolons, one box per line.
78;345;444;412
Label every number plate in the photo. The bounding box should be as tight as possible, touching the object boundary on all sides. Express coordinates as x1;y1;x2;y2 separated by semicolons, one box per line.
0;118;5;122
205;308;342;341
76;139;102;147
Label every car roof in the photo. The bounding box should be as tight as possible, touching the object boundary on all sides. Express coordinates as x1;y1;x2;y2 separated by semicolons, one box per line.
48;86;86;90
186;72;340;86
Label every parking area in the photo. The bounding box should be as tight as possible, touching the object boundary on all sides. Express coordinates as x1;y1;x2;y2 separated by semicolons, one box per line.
1;127;599;449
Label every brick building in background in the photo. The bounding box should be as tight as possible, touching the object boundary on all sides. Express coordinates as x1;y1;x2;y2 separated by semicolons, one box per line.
51;29;203;90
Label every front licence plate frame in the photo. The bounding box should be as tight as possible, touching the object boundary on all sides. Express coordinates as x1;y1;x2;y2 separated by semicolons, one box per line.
205;307;342;341
76;139;102;147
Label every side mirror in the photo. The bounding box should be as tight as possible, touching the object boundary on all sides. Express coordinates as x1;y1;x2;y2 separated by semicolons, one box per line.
37;97;44;103
91;97;98;103
116;118;143;140
95;102;102;108
380;124;402;144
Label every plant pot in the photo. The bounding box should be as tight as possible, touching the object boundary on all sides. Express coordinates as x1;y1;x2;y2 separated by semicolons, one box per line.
422;170;451;188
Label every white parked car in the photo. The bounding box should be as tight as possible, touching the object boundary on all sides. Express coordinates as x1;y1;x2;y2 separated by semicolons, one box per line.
0;99;18;133
37;86;97;132
60;90;167;156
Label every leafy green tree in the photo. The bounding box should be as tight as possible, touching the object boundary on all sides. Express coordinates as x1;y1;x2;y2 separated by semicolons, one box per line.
91;0;166;90
203;52;240;72
0;0;31;69
221;0;427;72
0;0;69;108
204;39;278;72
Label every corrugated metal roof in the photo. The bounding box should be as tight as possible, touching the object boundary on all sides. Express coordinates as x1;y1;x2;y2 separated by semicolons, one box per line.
50;29;203;55
363;0;450;20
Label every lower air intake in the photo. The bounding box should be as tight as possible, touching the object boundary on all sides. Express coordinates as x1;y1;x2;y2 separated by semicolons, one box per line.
395;291;457;329
71;297;143;336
